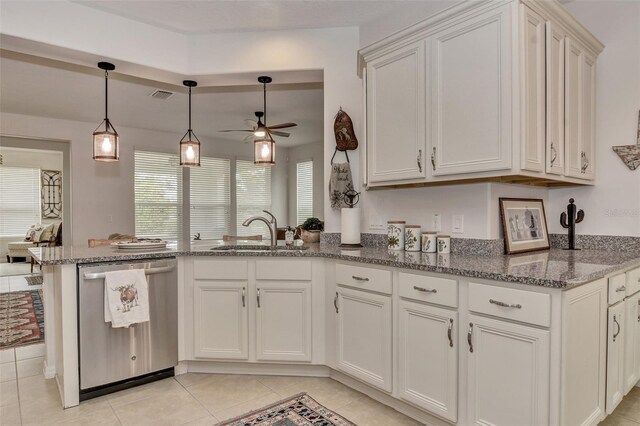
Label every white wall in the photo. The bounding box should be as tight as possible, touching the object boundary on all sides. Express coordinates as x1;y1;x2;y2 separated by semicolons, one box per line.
287;142;325;225
547;0;640;237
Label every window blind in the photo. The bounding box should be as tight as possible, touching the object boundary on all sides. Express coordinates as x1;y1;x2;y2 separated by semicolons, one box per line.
236;160;271;238
0;166;41;237
134;151;183;240
296;160;313;225
190;157;231;239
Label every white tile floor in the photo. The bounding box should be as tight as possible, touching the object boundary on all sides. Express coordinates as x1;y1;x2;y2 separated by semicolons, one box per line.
0;274;42;294
0;351;422;426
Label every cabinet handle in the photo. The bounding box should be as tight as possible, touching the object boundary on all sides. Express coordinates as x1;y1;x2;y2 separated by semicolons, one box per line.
616;285;627;293
613;314;621;342
257;288;261;308
413;285;437;294
550;142;557;166
431;147;436;171
448;318;454;348
352;275;369;282
417;149;422;173
467;323;474;353
489;299;522;309
334;291;339;314
242;287;246;308
581;151;589;173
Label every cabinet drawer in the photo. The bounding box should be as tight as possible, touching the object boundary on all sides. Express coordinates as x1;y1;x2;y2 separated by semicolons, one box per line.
336;264;392;295
609;274;627;304
468;282;551;327
626;268;640;297
194;259;247;280
398;272;457;308
256;260;312;281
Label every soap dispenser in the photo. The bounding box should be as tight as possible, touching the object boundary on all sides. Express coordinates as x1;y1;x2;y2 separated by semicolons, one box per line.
285;226;295;246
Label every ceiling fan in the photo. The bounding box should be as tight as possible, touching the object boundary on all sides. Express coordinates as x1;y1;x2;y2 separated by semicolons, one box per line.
219;76;297;141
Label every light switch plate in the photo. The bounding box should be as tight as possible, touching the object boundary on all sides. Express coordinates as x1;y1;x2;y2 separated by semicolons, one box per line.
432;214;442;232
452;215;464;234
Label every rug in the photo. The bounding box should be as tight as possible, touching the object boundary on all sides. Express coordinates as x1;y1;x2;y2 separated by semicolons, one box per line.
216;393;356;426
25;275;43;286
0;290;45;349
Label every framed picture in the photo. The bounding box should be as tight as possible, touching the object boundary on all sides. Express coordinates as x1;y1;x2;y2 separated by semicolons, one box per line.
499;198;550;255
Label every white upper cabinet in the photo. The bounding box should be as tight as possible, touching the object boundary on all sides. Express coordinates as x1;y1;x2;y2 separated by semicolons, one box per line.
431;4;512;176
360;0;603;188
520;5;546;173
546;20;566;175
565;36;596;180
366;40;426;183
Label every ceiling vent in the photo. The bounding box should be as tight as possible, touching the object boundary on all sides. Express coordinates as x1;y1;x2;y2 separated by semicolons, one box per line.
150;89;174;100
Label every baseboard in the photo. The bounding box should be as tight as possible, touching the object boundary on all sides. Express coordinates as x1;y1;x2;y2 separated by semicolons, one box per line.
186;360;330;377
329;369;452;426
43;359;56;379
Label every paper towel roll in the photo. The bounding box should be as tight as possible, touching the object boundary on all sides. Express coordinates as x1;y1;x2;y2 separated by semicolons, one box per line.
341;208;361;245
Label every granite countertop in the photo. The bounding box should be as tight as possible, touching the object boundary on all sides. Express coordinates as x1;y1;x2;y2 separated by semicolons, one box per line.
30;241;640;290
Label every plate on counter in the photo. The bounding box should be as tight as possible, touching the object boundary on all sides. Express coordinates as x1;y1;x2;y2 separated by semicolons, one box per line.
111;241;168;250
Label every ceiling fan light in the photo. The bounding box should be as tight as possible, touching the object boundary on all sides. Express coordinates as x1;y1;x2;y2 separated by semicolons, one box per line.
254;135;275;166
254;125;267;138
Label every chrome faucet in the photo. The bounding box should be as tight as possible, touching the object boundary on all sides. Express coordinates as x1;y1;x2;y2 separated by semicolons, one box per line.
242;210;278;247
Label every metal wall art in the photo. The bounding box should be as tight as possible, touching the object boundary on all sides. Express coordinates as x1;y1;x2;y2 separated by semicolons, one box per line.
41;170;62;219
612;110;640;170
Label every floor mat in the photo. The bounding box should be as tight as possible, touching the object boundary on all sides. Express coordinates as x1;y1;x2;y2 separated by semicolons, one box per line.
0;289;45;349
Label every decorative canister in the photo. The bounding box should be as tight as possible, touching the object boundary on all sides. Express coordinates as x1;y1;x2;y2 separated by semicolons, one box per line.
421;232;437;253
387;221;406;250
437;254;450;267
405;225;421;252
437;235;451;254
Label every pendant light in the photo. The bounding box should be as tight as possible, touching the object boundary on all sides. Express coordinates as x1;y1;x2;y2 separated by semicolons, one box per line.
93;62;119;161
179;80;201;167
254;76;275;166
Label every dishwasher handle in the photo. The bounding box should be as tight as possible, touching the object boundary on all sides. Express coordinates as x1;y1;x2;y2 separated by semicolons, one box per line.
83;265;175;280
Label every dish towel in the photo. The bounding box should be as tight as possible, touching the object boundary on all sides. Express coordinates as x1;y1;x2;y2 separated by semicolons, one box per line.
104;269;150;328
329;162;354;209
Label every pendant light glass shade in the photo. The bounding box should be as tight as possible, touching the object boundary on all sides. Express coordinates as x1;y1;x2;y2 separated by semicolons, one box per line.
180;80;200;167
254;134;275;166
93;62;119;162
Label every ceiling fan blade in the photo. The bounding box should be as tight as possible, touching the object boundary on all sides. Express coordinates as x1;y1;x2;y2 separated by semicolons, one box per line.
218;129;255;133
243;134;254;143
268;130;290;138
267;122;298;130
244;119;258;129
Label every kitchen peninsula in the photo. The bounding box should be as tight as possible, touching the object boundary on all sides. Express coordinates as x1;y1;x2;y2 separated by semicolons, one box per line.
32;241;640;426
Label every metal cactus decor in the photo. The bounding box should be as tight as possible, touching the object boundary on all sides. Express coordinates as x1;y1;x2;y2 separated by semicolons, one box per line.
560;198;584;250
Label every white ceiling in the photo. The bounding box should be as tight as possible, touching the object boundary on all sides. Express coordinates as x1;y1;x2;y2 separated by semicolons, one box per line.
74;1;408;34
0;56;323;148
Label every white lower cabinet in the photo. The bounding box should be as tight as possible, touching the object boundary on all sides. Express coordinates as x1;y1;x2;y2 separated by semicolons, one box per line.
624;292;640;394
467;314;550;426
336;286;392;392
193;281;248;360
607;301;626;413
398;300;457;422
256;281;312;362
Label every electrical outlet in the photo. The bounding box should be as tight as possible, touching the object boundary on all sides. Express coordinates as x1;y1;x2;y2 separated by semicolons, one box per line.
369;213;385;231
452;215;464;234
107;215;113;224
432;214;442;232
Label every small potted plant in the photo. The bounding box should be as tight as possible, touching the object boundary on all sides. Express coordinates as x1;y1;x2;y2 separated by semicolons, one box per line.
299;217;324;243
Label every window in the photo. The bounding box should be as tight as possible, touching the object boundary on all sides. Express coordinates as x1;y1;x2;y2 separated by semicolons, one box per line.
236;160;271;237
134;151;183;240
0;166;41;237
190;157;231;239
296;160;313;225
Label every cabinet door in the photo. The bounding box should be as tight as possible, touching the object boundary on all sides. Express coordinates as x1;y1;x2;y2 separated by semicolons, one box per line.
431;5;512;176
398;300;458;422
467;314;550;426
624;293;640;395
565;37;596;180
607;302;626;413
546;21;565;175
193;281;248;360
367;40;427;183
256;281;312;362
336;286;392;392
520;5;546;173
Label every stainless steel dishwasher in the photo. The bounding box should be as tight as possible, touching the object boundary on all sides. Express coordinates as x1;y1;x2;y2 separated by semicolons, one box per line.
78;257;178;400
